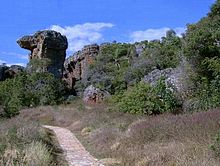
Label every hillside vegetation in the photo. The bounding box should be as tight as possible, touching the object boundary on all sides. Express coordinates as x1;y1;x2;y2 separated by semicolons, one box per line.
0;0;220;165
0;1;220;117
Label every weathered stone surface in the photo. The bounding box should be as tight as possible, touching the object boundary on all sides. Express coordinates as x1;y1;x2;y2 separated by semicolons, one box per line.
143;68;174;86
17;30;68;78
83;85;110;104
143;58;194;102
0;64;24;81
135;43;146;56
63;44;99;90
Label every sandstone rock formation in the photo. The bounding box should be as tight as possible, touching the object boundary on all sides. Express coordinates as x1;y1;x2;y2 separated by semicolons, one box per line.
17;30;68;78
63;44;99;90
83;85;110;104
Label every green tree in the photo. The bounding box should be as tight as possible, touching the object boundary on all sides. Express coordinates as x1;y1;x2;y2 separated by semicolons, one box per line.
184;0;220;78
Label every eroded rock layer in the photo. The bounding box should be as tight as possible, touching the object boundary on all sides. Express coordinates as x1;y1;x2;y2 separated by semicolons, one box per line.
63;44;99;90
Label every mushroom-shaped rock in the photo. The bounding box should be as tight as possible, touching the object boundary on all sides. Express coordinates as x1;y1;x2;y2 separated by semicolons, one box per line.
17;30;68;78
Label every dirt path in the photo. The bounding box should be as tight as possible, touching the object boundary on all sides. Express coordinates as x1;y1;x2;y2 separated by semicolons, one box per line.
43;125;104;166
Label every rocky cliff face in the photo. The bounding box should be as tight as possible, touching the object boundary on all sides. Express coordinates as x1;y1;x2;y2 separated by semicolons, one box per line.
17;30;68;78
63;44;99;90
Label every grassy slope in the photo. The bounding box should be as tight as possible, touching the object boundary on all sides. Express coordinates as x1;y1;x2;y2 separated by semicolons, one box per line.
0;116;56;166
16;99;220;166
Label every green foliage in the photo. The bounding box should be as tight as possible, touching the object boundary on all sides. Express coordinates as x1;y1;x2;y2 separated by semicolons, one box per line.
26;72;66;106
184;0;220;78
0;72;66;117
84;43;133;94
211;131;220;156
28;58;52;73
140;31;181;70
113;79;179;114
192;76;220;111
182;0;220;112
208;0;220;17
202;57;220;77
85;36;182;95
0;74;25;117
114;83;161;114
154;78;180;113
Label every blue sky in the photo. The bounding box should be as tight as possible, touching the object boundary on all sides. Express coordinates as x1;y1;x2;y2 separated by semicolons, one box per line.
0;0;215;66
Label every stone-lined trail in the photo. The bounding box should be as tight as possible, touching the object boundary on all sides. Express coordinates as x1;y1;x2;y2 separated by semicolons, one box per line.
43;125;104;166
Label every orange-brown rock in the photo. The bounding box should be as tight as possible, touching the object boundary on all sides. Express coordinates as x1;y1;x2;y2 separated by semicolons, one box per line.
63;44;99;90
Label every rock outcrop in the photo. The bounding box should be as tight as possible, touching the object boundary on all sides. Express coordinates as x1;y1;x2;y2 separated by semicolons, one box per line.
143;68;174;86
63;44;99;90
83;85;110;104
0;64;24;81
17;30;68;78
143;58;195;102
135;43;146;56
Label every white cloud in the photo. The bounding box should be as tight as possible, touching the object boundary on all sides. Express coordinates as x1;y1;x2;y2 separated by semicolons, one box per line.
0;60;25;67
0;60;6;64
1;51;28;60
130;27;186;42
50;22;114;52
6;63;26;67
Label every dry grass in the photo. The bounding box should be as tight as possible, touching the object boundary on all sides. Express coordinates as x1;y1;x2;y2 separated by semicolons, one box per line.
17;99;220;165
0;116;55;166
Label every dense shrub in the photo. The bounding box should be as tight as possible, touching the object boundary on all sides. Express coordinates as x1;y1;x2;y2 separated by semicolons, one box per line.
191;76;220;111
114;79;179;114
154;78;181;112
84;43;133;94
180;0;220;112
141;30;181;70
0;72;66;117
184;0;220;79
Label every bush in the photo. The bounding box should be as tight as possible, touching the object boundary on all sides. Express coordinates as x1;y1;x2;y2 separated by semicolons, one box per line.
114;79;179;114
84;43;133;94
0;73;25;117
117;83;163;114
211;131;220;156
0;72;66;117
184;0;220;78
192;76;220;111
25;72;66;106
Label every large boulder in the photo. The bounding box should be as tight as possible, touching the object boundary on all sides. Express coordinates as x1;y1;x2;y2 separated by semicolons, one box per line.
17;30;68;78
83;85;110;104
